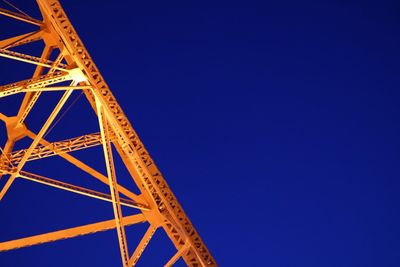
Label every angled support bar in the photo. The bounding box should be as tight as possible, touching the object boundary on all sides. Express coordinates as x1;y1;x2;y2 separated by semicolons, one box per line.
0;30;43;49
0;139;15;180
164;241;191;267
0;48;67;71
0;8;42;26
37;0;216;262
23;130;143;203
0;112;7;122
16;48;64;125
129;225;157;266
18;170;149;211
0;213;146;252
0;71;71;98
0;89;73;201
96;97;130;267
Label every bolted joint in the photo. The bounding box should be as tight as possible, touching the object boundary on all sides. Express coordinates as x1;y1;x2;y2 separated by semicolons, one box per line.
68;67;87;83
4;116;28;142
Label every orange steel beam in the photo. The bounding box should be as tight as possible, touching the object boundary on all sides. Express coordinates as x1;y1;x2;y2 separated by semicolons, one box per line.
0;213;146;252
0;0;216;265
96;97;130;267
0;30;43;49
18;170;149;210
0;88;73;201
16;48;65;125
165;242;191;267
128;225;157;266
79;65;206;266
16;45;54;125
24;131;143;203
0;113;7;122
7;132;105;165
0;71;71;98
22;85;91;92
36;0;216;264
0;140;15;179
0;7;43;26
0;46;59;181
0;48;67;71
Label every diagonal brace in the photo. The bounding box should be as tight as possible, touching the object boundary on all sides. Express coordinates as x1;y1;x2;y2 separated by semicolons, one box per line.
0;30;43;49
0;89;73;200
164;241;191;267
0;213;146;252
129;225;157;266
0;7;42;26
24;130;143;203
96;96;130;266
18;170;149;211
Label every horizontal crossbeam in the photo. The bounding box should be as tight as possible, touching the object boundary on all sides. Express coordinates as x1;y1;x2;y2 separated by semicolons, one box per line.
18;170;149;210
0;71;71;98
5;132;105;166
23;85;92;92
0;213;146;252
0;48;67;71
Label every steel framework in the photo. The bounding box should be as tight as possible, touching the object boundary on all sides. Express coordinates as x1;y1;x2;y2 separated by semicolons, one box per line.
0;1;216;266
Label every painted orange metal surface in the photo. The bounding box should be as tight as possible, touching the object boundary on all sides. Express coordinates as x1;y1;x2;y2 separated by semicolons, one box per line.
0;0;216;266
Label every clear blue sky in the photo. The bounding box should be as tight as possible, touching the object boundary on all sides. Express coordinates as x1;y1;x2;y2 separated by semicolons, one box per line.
0;0;400;266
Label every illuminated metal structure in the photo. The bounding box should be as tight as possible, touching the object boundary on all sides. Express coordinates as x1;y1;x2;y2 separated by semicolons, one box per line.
0;0;216;266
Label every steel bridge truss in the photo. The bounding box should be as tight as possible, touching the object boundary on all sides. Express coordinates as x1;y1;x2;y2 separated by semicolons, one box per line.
0;1;216;266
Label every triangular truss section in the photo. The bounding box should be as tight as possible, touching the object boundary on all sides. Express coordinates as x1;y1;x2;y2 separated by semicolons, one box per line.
0;1;216;266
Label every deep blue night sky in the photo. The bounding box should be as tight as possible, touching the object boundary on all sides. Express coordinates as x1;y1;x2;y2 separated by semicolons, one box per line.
1;0;400;266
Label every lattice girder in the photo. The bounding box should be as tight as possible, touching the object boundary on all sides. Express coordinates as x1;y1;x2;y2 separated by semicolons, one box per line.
0;0;216;266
